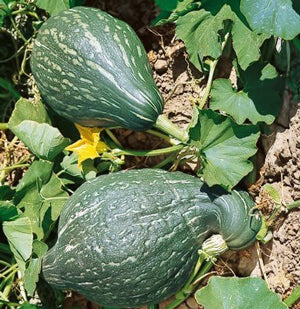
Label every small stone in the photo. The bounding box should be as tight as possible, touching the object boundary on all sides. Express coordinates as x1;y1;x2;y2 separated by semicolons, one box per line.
186;297;198;309
154;59;168;74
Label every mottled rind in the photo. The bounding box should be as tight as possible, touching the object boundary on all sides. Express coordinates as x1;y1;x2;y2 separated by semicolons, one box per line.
31;7;164;131
42;169;261;307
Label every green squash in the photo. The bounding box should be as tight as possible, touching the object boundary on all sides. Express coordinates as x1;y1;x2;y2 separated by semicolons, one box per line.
42;169;261;307
31;7;163;131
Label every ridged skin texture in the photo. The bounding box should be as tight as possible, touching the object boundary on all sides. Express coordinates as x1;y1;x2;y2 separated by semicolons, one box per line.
31;7;164;131
43;169;261;307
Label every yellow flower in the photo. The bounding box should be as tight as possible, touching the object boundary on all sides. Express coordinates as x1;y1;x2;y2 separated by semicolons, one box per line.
66;124;109;170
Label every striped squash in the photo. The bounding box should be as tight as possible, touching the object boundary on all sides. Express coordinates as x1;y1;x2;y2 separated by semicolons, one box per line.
42;169;261;307
31;7;164;131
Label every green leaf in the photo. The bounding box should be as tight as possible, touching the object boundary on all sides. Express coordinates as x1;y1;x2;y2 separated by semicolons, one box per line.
35;0;70;15
211;62;283;125
154;0;178;11
11;120;69;161
15;160;53;203
3;216;33;273
32;240;48;257
176;4;232;70
210;79;257;124
0;201;19;221
39;173;69;221
263;184;281;204
195;276;288;308
189;109;259;190
61;152;83;178
153;0;199;25
8;98;67;160
256;216;269;242
0;185;15;200
176;2;268;70
24;258;41;296
8;99;68;160
24;241;48;295
8;98;51;128
14;160;68;240
231;17;269;70
241;0;300;40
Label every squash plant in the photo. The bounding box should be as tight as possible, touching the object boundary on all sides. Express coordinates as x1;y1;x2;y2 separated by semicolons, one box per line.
0;0;300;308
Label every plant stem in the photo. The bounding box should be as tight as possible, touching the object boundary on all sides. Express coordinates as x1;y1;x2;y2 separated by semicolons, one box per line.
0;264;18;279
286;200;300;210
284;285;300;307
0;123;8;130
116;144;184;157
153;153;177;169
0;163;30;172
146;129;180;145
198;60;218;109
104;129;123;148
9;15;28;44
1;271;15;301
147;304;159;309
154;114;189;143
0;300;20;306
198;31;230;109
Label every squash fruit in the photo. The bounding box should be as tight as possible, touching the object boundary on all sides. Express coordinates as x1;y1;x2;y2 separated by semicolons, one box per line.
42;169;261;307
31;7;164;131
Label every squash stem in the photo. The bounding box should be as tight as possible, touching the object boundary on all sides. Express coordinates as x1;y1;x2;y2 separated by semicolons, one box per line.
286;200;300;210
154;114;189;144
146;129;180;145
114;144;184;157
0;123;8;130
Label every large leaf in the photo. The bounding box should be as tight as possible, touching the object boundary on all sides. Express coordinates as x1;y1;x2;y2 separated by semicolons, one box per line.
0;185;15;201
0;201;19;221
176;1;268;70
189;109;259;190
154;0;179;11
3;216;33;273
153;0;199;25
231;16;269;70
15;160;53;203
241;0;300;40
15;160;68;240
39;173;69;221
176;4;232;70
24;240;48;296
24;258;42;296
195;276;288;309
35;0;83;15
211;63;283;124
8;97;51;127
61;153;83;178
11;120;69;161
9;98;69;161
36;0;69;15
